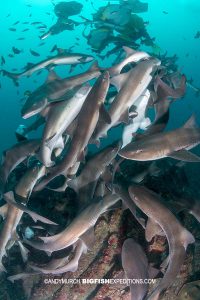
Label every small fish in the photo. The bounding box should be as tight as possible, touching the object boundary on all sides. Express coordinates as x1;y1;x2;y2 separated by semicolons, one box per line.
17;37;25;40
22;28;29;32
8;54;14;58
194;31;200;39
30;49;40;57
31;22;43;25
12;47;21;55
163;11;168;14
9;28;16;31
37;25;47;30
23;22;29;24
12;21;20;25
1;56;5;65
6;14;11;18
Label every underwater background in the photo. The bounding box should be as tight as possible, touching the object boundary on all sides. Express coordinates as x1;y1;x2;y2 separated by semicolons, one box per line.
0;0;200;154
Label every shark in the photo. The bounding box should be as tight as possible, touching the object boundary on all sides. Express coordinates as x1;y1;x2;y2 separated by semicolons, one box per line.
39;84;91;167
34;72;111;192
24;193;121;254
21;63;101;119
128;185;195;300
92;58;161;144
1;51;94;85
119;115;200;162
122;238;157;300
0;139;40;195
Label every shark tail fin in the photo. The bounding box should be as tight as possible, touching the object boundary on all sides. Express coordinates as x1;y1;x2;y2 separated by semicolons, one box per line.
1;70;19;86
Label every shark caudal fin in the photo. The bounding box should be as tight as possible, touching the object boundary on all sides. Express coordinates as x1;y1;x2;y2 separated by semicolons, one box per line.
1;70;19;86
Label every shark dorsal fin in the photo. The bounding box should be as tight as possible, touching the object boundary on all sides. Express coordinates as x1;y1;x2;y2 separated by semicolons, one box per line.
123;46;137;57
46;70;61;83
183;115;197;129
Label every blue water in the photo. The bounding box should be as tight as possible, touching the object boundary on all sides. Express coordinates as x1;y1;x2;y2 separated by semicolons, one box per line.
0;0;200;154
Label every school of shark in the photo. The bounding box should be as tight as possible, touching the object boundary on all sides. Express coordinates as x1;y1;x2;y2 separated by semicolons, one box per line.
0;0;200;300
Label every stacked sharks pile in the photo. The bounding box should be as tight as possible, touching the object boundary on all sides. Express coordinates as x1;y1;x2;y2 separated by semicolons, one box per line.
0;45;200;300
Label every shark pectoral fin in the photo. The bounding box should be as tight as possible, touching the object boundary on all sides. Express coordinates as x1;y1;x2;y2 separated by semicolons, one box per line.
183;114;197;129
46;70;61;83
119;110;129;124
180;228;195;250
38;231;61;243
67;178;79;193
7;272;38;282
80;227;95;251
145;218;163;242
17;240;29;263
168;150;200;162
100;105;111;124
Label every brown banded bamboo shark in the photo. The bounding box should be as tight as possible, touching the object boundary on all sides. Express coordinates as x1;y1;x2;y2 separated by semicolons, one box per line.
128;185;195;300
39;84;92;167
21;63;101;119
119;115;200;162
122;238;159;300
1;52;94;85
33;72;111;192
92;58;161;145
24;193;121;254
0;139;40;196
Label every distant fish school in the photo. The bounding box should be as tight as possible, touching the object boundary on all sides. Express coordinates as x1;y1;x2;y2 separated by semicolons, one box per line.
0;1;200;300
